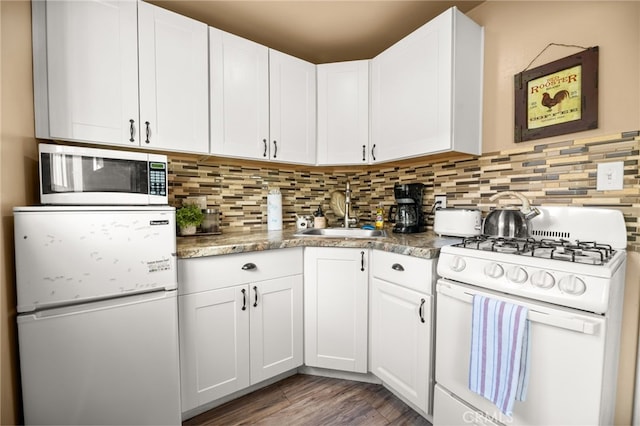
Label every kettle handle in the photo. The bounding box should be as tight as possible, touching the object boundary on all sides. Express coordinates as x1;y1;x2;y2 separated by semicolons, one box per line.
388;205;397;223
489;191;539;217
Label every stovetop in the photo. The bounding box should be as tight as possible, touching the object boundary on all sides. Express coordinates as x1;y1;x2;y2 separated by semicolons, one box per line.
436;206;628;314
454;236;616;266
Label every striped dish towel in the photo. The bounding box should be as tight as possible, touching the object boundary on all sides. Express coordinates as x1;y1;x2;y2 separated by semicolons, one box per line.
469;295;531;416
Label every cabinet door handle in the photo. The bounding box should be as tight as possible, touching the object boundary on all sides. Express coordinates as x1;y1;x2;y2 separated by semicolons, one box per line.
273;140;277;158
129;119;135;142
253;286;259;307
371;144;376;161
360;251;365;272
241;288;247;311
419;298;426;323
362;145;366;162
241;263;256;270
391;263;405;272
144;121;150;144
263;139;268;157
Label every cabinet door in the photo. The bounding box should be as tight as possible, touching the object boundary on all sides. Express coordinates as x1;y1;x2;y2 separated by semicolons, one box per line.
34;0;139;145
210;28;269;160
178;286;250;411
250;275;303;384
269;49;317;165
304;247;368;373
317;60;369;165
371;278;432;413
370;9;452;163
138;2;209;153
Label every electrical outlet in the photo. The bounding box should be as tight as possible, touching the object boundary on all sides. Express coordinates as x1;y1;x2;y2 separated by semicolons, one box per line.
435;195;447;209
596;162;624;191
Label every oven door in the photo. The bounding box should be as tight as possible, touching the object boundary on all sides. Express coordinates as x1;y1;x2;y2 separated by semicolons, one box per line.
434;278;612;426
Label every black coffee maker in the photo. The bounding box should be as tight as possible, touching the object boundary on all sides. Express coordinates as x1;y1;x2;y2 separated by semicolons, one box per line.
388;183;425;233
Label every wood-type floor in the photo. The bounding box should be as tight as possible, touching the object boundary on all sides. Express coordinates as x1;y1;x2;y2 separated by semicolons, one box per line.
183;374;432;426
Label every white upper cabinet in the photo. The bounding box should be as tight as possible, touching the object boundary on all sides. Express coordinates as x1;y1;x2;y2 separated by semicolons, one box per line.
33;0;139;146
138;2;209;154
33;0;209;153
209;28;270;160
268;49;317;165
210;28;316;164
370;7;483;163
316;60;370;165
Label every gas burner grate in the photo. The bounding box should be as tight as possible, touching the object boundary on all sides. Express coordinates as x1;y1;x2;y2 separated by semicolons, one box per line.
455;235;616;265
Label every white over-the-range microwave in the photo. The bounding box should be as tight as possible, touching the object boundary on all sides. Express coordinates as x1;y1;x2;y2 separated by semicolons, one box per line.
38;143;168;205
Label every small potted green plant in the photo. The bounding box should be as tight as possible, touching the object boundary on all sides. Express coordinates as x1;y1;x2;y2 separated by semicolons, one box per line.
176;203;204;236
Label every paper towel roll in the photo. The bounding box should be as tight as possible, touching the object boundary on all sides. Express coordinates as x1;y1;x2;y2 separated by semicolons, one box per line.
267;190;282;231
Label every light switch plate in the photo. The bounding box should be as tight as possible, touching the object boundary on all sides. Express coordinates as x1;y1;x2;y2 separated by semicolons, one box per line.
596;162;624;191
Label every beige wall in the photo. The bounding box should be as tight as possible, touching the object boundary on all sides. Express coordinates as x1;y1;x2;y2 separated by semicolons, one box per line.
466;4;640;423
0;1;639;425
468;1;640;153
1;0;37;424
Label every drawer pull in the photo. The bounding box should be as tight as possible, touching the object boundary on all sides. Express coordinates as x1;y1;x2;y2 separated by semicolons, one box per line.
241;263;257;271
391;263;405;272
361;251;365;272
419;298;426;323
241;288;247;311
253;286;258;307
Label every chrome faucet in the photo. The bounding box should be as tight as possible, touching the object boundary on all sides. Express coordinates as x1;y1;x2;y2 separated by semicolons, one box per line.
343;181;357;228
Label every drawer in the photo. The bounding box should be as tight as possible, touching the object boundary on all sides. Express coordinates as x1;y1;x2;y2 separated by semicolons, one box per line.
433;384;500;426
178;247;303;295
371;250;435;294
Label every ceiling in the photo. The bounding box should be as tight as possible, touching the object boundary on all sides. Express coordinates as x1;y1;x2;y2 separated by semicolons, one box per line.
148;1;484;64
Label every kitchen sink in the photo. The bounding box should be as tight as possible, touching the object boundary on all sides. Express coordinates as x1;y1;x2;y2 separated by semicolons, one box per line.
294;227;388;239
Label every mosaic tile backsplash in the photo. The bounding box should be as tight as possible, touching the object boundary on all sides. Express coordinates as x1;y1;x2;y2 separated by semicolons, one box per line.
169;131;640;247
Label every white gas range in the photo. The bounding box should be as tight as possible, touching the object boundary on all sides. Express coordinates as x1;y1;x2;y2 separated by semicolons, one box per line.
433;206;627;426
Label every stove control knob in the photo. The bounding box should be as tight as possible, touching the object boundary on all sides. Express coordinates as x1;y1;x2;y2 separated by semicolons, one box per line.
506;266;528;284
558;275;587;296
450;256;466;272
483;262;504;279
530;270;555;289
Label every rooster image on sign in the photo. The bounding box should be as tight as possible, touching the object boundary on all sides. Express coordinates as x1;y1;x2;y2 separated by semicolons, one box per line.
541;90;570;111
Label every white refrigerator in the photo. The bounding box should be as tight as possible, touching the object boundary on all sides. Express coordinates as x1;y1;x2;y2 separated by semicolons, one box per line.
14;206;181;425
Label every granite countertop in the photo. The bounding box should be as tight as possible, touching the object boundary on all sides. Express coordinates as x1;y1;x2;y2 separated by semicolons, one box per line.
176;227;463;260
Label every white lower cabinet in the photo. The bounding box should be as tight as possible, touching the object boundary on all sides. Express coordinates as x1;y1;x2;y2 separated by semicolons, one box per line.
304;247;369;373
178;248;303;412
370;250;436;415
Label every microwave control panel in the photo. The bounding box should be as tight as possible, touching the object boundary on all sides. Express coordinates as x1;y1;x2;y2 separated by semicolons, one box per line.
149;162;167;196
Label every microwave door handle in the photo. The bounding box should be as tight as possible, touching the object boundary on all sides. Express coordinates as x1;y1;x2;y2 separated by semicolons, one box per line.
436;281;601;336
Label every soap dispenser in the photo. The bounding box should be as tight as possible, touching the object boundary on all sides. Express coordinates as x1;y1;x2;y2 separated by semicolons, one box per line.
313;205;326;229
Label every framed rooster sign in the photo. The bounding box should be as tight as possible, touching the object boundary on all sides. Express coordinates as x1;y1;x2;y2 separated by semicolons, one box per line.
514;46;598;142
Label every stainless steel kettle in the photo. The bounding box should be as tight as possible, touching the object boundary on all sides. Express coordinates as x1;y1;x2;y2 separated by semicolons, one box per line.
482;191;540;238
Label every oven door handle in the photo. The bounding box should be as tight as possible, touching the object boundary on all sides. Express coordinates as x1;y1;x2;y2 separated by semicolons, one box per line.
436;282;602;335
